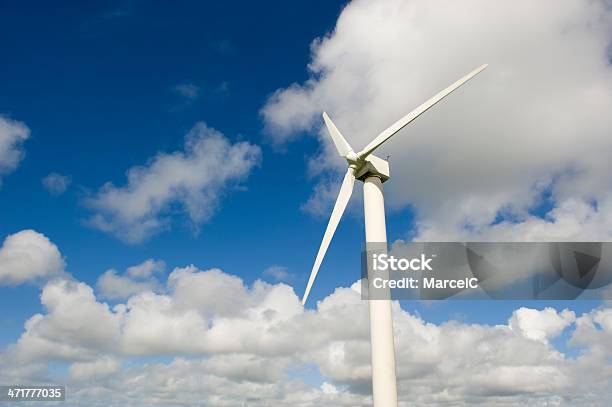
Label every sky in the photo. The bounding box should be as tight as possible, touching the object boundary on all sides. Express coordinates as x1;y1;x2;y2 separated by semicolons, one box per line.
0;0;357;334
0;0;611;405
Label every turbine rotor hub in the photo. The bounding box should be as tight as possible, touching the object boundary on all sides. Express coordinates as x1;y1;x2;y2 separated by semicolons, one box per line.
353;154;390;183
345;151;361;166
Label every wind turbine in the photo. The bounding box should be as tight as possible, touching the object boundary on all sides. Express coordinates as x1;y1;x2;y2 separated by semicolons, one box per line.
301;64;488;407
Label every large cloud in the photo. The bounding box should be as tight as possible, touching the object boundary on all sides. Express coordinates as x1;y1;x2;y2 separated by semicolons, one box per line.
1;264;611;405
0;116;29;184
0;230;65;286
261;0;612;240
86;122;261;243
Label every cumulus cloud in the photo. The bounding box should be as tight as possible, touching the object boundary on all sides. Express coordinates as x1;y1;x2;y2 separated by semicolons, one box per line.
571;307;612;354
85;123;261;243
9;279;121;364
41;173;72;195
0;230;65;286
509;307;576;343
0;116;29;184
96;270;156;301
1;264;611;405
261;0;612;240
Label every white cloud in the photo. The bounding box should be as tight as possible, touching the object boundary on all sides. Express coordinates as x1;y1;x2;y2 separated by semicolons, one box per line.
0;230;65;286
0;116;29;184
41;173;72;195
97;259;165;300
96;269;157;300
119;290;211;355
126;258;165;278
6;279;121;365
85;122;261;243
69;357;121;382
321;382;339;394
261;0;612;241
509;307;575;343
1;264;611;405
166;266;251;318
570;307;612;354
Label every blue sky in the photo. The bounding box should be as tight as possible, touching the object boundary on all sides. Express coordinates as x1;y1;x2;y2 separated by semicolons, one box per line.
0;0;605;347
0;0;371;342
1;1;611;405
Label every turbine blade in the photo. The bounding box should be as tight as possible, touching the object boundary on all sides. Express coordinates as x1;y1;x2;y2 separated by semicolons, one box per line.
357;64;488;158
302;167;356;305
323;112;354;158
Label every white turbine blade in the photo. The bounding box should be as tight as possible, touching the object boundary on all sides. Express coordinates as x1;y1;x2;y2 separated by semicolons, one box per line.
302;167;356;305
357;64;488;158
323;112;354;158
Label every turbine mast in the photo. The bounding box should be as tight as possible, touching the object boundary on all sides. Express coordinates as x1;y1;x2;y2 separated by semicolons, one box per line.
302;64;488;407
363;175;398;407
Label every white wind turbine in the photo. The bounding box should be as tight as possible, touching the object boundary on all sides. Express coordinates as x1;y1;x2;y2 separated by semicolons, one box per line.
301;64;488;407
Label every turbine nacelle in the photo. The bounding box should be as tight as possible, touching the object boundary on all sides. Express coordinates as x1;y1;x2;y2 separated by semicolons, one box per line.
343;152;389;183
354;154;390;183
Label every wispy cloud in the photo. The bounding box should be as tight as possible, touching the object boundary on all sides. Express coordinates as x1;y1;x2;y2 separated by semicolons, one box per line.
0;116;29;185
214;81;230;97
42;173;72;196
263;265;293;282
172;83;200;100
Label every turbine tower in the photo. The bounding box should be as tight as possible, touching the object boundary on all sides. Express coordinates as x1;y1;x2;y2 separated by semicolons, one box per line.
301;64;488;407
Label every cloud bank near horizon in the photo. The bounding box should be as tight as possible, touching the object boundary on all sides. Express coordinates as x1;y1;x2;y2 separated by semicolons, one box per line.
262;0;612;241
1;231;611;406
